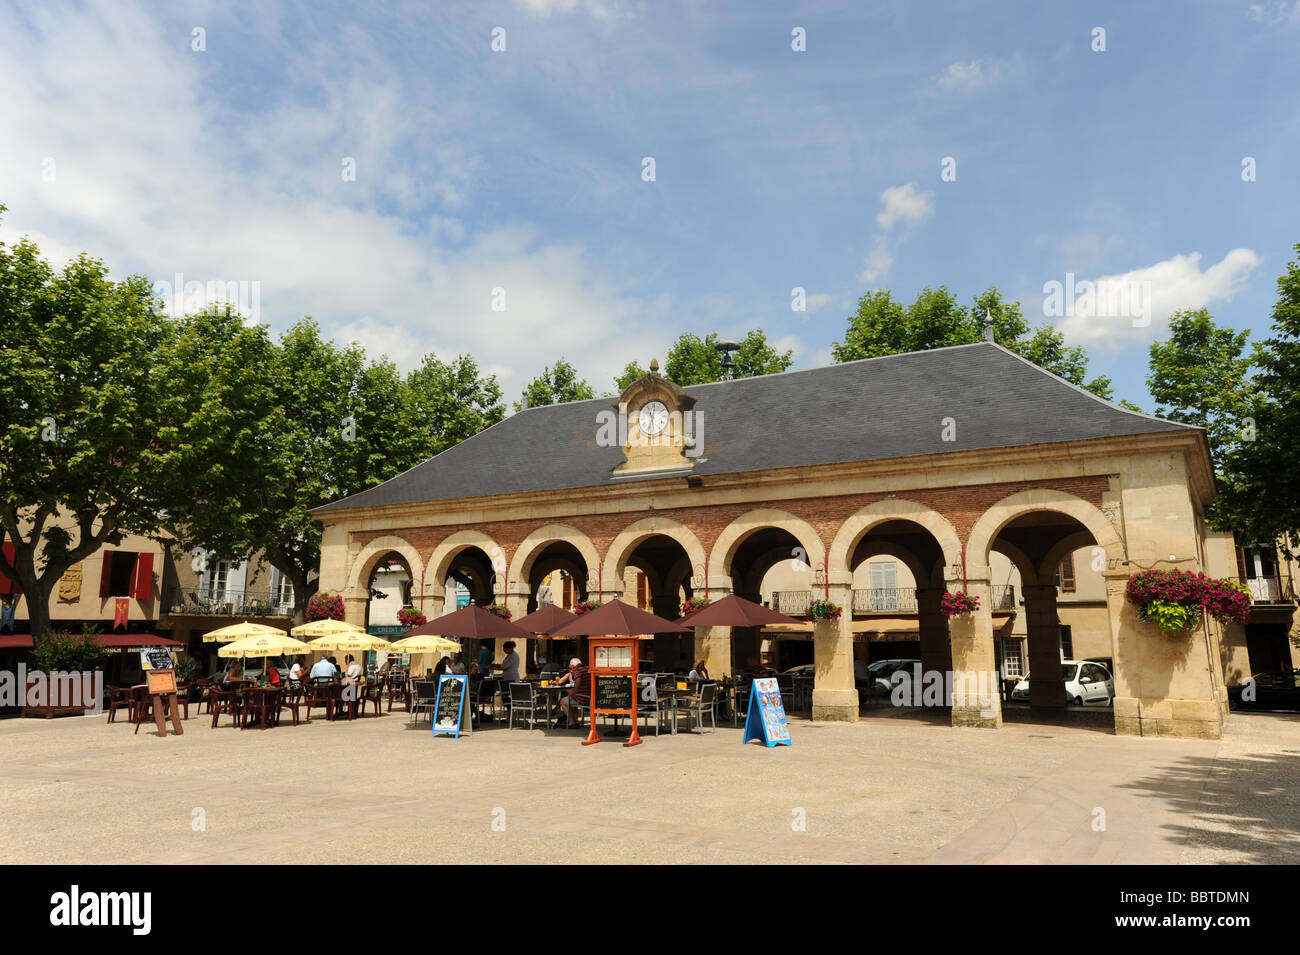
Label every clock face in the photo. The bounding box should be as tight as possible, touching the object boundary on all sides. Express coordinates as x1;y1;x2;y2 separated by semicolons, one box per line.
638;400;670;436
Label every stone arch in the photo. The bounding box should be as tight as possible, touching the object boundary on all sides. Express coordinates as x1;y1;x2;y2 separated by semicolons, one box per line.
708;508;826;583
845;539;933;589
601;517;708;591
507;524;601;588
829;499;963;582
966;489;1123;578
990;538;1040;589
427;529;506;599
345;535;425;597
1038;530;1102;584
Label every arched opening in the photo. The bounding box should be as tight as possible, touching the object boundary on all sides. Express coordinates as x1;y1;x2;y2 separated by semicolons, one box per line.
364;551;414;633
732;526;819;678
526;540;591;672
844;519;952;712
986;510;1110;718
618;533;696;674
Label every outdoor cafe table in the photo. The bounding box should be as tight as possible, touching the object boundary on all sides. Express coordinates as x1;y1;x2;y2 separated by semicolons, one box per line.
530;683;566;729
241;686;284;730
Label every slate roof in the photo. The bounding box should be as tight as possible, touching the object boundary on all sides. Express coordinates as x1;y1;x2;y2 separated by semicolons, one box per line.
314;342;1196;513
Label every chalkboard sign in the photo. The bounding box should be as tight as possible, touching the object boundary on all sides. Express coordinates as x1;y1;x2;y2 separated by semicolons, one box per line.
433;674;468;738
742;677;792;748
140;647;174;671
595;674;633;712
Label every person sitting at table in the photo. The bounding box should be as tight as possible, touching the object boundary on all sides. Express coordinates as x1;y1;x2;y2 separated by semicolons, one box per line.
432;656;449;680
308;655;336;680
499;641;521;683
447;653;467;675
288;658;306;683
688;659;710;684
226;663;244;683
343;654;362;685
555;657;587;728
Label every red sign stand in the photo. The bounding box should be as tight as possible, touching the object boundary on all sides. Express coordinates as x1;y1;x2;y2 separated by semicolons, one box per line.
582;635;642;747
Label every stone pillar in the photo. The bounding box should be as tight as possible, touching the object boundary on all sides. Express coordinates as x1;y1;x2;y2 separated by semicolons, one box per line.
1023;583;1066;709
500;583;531;675
1107;572;1224;739
692;587;735;677
651;594;683;669
343;591;368;631
811;583;858;722
945;576;1002;728
915;587;953;686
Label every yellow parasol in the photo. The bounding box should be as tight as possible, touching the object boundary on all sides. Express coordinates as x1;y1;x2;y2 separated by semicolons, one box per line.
203;621;289;643
304;632;392;653
217;633;314;658
290;618;365;639
387;633;462;655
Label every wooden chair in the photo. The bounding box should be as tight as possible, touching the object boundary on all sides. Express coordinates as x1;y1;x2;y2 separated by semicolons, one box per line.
357;681;384;717
304;677;338;722
386;672;411;712
106;685;135;724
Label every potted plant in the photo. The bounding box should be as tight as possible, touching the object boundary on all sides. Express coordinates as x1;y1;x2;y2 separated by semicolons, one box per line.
574;599;602;615
483;603;511;620
306;592;346;621
940;591;980;618
682;596;710;614
397;606;427;628
808;600;842;621
1125;569;1249;635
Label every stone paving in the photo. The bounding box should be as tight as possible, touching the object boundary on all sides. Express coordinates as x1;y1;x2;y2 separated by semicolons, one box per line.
1;704;1297;864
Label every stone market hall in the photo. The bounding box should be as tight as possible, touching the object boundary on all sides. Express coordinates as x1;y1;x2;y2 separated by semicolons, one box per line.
313;341;1239;739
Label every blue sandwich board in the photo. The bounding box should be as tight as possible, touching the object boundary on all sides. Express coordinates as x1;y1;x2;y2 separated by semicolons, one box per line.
742;677;792;747
433;674;469;739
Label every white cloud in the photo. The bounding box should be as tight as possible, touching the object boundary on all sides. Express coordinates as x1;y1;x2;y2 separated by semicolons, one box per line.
859;238;894;283
876;183;934;231
513;0;635;20
0;0;663;400
1054;249;1261;346
933;55;1024;92
805;293;831;313
1248;2;1300;25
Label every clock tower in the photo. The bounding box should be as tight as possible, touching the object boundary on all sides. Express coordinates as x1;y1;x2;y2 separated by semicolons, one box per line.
611;359;701;478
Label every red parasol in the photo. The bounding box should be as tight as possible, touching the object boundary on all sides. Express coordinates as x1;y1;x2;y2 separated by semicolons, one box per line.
678;594;803;628
548;598;690;638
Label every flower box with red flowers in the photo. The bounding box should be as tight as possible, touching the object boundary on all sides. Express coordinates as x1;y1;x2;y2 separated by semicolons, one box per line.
940;591;980;618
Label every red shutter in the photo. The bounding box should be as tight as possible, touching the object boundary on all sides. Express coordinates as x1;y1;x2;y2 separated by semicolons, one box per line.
99;551;115;599
133;552;154;600
1060;553;1076;593
0;541;15;596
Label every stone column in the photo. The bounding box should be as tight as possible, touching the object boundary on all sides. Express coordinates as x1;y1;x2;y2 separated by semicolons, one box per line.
343;591;368;631
811;583;858;722
1023;583;1066;708
1107;571;1224;739
915;587;953;686
501;583;531;675
651;594;683;669
945;576;1002;728
692;587;735;678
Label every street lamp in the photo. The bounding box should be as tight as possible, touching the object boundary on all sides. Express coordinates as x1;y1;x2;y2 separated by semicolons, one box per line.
713;338;740;378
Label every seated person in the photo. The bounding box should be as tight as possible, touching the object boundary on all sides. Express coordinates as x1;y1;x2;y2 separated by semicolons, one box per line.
308;655;337;680
555;657;588;727
687;659;710;684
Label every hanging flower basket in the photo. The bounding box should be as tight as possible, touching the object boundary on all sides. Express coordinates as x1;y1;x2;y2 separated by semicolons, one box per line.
808;600;842;621
682;596;710;614
940;591;980;618
306;593;345;622
574;599;603;616
484;603;512;620
397;606;427;629
1125;569;1249;635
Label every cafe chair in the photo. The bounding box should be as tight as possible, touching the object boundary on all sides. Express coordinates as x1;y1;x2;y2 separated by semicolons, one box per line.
106;685;135;724
358;680;385;718
409;680;438;725
386;671;411;712
507;682;538;730
672;682;718;734
732;680;752;727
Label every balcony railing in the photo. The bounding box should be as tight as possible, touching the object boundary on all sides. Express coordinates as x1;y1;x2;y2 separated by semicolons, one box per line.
771;584;1017;616
165;587;294;617
1226;575;1297;605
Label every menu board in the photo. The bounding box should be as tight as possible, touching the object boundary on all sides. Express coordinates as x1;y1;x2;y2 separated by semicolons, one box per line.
146;669;177;695
433;674;468;738
139;647;174;671
595;674;634;712
742;677;792;748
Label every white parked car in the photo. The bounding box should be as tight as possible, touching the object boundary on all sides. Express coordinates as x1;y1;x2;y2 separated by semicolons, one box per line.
1011;660;1114;706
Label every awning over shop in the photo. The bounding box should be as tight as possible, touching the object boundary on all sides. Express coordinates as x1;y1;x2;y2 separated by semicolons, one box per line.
0;634;34;650
92;633;185;649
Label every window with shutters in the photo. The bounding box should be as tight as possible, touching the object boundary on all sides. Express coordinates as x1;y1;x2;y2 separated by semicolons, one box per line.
107;551;138;597
1001;638;1025;677
1054;553;1076;593
1059;625;1074;660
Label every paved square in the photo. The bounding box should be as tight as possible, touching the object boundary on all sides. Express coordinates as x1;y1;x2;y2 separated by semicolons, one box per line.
2;708;1297;864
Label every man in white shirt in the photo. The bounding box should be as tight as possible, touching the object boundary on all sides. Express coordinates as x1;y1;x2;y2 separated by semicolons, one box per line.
500;641;521;682
344;654;362;685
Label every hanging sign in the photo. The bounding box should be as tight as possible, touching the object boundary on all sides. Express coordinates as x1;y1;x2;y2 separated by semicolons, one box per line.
433;674;469;739
140;647;174;671
742;677;791;747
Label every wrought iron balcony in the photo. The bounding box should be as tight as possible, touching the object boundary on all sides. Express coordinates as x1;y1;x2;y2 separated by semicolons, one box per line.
165;587;294;617
1225;575;1297;605
771;584;1017;616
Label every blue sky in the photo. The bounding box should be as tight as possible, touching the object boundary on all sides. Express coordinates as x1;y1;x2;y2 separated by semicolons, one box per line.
2;0;1298;408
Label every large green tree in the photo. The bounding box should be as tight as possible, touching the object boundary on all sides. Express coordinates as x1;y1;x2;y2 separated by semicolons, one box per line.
515;357;595;411
0;216;180;639
615;329;793;390
1147;309;1255;467
1216;246;1300;548
833;285;1113;399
